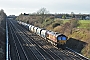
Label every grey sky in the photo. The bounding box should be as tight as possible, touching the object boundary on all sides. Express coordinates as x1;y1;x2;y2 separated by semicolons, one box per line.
0;0;90;16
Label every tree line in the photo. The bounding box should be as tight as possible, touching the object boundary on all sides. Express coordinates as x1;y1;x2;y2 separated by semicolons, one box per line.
0;9;7;28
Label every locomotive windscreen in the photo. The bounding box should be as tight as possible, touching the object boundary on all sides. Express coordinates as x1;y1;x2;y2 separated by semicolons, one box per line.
61;36;67;40
57;37;61;40
57;35;67;40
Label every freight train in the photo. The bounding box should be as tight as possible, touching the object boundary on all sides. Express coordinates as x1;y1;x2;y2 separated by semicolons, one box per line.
17;21;68;49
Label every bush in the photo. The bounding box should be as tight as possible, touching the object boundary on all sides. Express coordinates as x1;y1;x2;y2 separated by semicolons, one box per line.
54;19;63;24
46;25;53;30
52;23;60;28
42;19;54;27
70;20;79;28
53;26;63;33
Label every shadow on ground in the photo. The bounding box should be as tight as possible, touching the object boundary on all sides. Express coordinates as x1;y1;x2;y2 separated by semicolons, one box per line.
66;38;87;53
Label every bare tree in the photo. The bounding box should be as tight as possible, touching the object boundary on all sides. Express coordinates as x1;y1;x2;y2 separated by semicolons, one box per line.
62;19;79;34
37;8;49;23
37;8;49;15
62;22;70;34
70;19;79;34
71;12;75;18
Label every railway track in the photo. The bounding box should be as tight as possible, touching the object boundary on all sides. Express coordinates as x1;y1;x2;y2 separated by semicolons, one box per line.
11;20;63;60
17;21;89;60
16;26;70;60
8;20;29;60
8;20;44;60
16;22;88;60
8;19;89;60
8;19;63;60
22;30;87;60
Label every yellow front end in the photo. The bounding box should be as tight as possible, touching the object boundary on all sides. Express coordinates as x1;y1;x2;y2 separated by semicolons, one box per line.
58;40;66;45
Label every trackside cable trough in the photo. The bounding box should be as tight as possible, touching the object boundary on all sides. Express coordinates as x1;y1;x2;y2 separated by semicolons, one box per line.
6;19;9;60
6;19;8;60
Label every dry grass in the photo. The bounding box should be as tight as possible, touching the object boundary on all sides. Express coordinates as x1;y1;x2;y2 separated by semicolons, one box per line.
68;29;90;58
81;44;90;58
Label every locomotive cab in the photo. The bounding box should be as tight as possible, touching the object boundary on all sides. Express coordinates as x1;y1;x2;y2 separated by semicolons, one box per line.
56;34;67;49
57;34;67;45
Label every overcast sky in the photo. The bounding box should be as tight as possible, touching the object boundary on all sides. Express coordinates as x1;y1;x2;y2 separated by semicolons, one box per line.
0;0;90;16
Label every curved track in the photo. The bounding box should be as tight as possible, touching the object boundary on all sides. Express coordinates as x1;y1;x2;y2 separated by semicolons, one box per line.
8;19;89;60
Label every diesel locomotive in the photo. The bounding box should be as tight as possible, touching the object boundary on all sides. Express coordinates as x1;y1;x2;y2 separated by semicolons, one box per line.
17;21;67;48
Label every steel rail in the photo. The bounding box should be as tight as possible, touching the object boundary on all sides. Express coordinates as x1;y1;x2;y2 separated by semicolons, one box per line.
16;21;63;60
18;26;76;60
66;47;90;60
8;20;21;60
9;20;29;60
18;21;89;60
12;21;50;60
